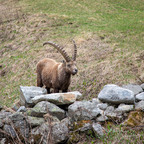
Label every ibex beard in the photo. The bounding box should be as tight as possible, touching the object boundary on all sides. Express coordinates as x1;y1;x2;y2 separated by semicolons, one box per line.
36;40;78;94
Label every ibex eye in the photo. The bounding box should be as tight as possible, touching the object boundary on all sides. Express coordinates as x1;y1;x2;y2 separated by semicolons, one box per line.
67;64;71;67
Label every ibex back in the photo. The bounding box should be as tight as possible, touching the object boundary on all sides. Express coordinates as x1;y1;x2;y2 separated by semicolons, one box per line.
36;40;78;93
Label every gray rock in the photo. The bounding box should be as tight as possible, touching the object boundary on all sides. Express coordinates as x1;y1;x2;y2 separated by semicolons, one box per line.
27;116;45;127
68;101;102;121
27;101;65;120
136;92;144;101
135;101;144;111
52;118;69;143
141;83;144;90
8;112;29;138
92;123;104;136
32;118;69;144
31;91;82;105
92;98;101;105
79;122;92;132
0;111;12;119
96;115;108;122
20;86;47;107
115;104;134;114
104;106;117;118
98;84;135;104
4;125;16;138
122;84;143;95
17;106;27;112
97;103;108;110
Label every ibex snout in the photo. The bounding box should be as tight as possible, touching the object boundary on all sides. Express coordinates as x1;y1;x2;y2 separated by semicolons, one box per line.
72;68;78;75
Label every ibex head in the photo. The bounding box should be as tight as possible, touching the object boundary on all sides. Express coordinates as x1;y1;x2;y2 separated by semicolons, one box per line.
43;40;78;75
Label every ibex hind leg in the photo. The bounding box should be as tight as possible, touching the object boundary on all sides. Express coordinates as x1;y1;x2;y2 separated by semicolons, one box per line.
46;87;51;94
37;73;43;87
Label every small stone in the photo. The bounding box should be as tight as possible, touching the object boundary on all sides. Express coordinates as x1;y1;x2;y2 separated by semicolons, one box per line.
96;115;108;122
135;101;144;111
12;100;21;111
92;98;101;105
136;92;144;101
122;84;143;95
115;104;134;114
17;106;27;112
0;138;6;144
98;84;135;104
92;123;104;136
104;106;117;118
97;103;108;110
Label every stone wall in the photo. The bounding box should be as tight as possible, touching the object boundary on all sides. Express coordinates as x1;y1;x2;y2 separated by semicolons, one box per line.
0;84;144;143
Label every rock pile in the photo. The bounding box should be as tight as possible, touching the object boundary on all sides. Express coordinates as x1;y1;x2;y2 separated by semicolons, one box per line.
0;84;144;143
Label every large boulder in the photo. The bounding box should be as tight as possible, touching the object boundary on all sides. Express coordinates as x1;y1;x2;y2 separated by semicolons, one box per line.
68;101;102;121
26;101;65;120
20;86;47;107
31;91;82;105
98;84;135;104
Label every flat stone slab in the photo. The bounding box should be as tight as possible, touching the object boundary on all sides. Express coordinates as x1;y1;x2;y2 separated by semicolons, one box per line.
136;92;144;101
98;84;135;104
122;84;143;95
31;91;82;105
20;86;47;107
115;104;134;114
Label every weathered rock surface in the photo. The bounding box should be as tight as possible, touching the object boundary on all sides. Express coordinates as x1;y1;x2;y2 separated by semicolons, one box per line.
122;84;143;95
141;83;144;90
31;91;82;105
8;112;29;138
52;118;69;143
96;115;108;122
97;103;108;110
0;111;12;119
27;116;45;127
0;119;4;128
136;92;144;101
27;101;65;120
115;104;134;114
135;101;144;110
3;125;16;138
104;106;117;118
92;123;104;136
20;86;47;107
98;84;135;104
68;101;102;121
32;118;69;144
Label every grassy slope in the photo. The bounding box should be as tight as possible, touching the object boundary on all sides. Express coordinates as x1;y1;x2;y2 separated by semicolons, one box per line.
0;0;144;143
0;0;144;105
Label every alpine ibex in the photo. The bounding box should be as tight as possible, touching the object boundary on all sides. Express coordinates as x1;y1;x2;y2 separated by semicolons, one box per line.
36;40;78;93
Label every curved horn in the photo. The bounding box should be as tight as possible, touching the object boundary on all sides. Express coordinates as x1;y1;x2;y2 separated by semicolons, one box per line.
43;41;71;62
72;40;77;61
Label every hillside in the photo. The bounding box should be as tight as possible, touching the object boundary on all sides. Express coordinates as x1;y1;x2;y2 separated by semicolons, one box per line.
0;0;144;143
